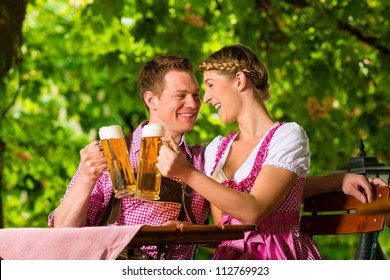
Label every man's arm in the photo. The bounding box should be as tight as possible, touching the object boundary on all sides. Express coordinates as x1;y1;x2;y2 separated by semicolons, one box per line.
303;173;388;203
54;141;106;227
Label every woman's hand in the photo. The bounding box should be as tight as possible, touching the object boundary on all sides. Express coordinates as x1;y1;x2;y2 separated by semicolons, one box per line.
157;136;191;178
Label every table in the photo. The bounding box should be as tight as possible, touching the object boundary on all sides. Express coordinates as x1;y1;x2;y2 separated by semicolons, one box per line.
125;224;257;259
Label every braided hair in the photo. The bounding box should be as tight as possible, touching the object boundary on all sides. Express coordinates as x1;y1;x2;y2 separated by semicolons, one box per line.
198;44;270;101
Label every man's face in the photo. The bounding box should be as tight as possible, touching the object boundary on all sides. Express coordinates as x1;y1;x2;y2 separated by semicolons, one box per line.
152;70;201;138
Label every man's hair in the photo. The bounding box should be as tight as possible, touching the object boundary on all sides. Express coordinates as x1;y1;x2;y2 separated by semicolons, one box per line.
137;54;195;109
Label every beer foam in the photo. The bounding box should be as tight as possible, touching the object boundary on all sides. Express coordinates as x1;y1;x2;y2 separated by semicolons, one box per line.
98;125;124;140
142;123;165;137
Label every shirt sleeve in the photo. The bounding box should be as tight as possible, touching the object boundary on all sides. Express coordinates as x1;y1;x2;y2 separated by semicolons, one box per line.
48;163;83;227
47;163;109;227
263;122;310;177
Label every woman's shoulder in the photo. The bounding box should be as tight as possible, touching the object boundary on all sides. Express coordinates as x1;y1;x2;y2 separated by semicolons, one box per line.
264;121;310;177
267;121;310;157
276;122;308;141
280;121;306;132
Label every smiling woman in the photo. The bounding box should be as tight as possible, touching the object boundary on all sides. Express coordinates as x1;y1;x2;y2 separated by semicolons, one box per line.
158;43;390;260
157;44;322;260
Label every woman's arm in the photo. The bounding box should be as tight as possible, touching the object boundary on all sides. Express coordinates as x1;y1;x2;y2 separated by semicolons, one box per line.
157;139;297;225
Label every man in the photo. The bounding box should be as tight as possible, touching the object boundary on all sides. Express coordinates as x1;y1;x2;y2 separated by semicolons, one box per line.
49;54;385;260
50;54;208;260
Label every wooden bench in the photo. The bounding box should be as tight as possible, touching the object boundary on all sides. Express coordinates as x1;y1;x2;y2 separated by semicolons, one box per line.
300;186;389;259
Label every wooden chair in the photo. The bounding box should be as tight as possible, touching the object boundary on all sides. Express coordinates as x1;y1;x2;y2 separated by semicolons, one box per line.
300;186;389;259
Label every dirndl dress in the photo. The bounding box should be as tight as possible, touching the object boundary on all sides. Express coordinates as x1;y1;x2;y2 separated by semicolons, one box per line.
209;123;323;260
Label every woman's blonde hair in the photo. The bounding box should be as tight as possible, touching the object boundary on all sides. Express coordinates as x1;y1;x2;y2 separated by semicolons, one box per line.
198;44;270;101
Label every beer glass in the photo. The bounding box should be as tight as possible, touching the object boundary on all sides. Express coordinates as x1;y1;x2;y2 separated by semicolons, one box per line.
99;125;137;198
135;123;165;200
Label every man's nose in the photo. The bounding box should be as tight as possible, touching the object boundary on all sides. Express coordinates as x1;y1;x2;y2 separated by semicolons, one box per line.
185;95;198;107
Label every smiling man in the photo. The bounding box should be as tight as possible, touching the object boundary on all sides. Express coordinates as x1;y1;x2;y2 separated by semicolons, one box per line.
49;54;211;260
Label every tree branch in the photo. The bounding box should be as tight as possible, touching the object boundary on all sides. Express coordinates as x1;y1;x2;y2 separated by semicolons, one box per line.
338;21;390;55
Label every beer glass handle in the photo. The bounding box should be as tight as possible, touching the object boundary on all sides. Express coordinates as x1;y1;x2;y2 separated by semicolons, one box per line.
107;140;124;187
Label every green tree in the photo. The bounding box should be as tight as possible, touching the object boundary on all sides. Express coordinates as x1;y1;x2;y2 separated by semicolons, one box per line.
1;0;389;259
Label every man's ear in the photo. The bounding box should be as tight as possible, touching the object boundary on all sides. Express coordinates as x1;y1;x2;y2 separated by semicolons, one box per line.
236;71;247;90
144;91;157;111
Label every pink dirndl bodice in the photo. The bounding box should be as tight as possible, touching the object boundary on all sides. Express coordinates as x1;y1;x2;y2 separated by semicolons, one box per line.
211;123;322;260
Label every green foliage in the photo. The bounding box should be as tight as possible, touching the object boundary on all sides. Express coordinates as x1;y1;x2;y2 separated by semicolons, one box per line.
1;0;389;259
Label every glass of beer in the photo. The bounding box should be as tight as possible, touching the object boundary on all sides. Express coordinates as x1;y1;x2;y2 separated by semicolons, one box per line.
135;123;165;200
99;125;137;198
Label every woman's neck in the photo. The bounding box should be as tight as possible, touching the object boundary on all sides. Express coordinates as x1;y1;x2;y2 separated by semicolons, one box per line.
236;103;274;142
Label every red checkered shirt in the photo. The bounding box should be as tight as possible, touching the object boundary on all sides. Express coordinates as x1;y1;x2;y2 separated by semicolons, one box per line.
48;121;210;260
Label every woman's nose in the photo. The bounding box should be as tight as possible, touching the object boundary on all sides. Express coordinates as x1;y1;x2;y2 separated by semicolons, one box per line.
203;90;210;104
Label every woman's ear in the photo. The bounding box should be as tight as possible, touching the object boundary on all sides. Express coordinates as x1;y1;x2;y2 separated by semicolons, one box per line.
144;91;157;111
236;71;247;90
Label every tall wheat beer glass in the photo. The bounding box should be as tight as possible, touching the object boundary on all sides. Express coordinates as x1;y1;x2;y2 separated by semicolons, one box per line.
99;125;137;198
135;123;165;200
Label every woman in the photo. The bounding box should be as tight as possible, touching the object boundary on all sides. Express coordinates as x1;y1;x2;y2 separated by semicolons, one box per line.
157;44;322;260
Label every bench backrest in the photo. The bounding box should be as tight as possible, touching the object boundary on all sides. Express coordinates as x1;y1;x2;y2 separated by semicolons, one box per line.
300;186;389;236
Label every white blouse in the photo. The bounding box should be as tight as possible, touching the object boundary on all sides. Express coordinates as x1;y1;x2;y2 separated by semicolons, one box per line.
204;122;311;183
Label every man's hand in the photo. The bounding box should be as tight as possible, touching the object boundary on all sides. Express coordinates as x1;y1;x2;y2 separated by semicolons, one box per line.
341;174;388;204
79;140;107;184
304;173;389;203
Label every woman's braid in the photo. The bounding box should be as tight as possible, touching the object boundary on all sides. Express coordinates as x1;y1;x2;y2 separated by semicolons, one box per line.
199;57;270;100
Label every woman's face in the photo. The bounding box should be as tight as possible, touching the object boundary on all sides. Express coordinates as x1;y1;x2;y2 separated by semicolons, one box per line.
202;70;239;124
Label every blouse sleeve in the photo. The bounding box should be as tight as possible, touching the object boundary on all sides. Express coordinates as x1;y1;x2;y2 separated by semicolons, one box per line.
264;122;311;177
